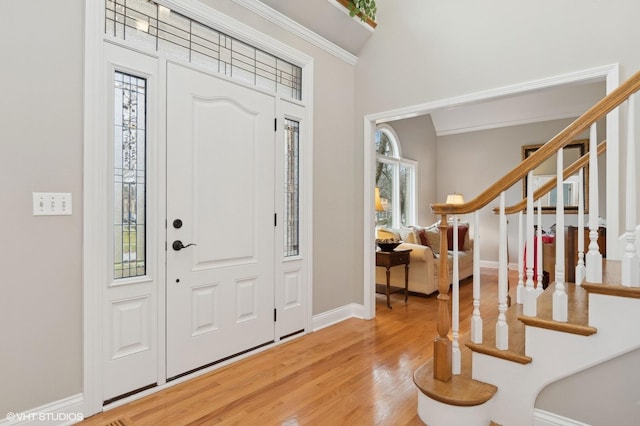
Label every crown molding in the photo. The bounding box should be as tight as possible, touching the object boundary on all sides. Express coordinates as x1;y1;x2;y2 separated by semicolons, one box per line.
231;0;358;66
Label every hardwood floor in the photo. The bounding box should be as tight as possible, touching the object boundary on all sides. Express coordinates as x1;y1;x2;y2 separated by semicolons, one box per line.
80;269;504;426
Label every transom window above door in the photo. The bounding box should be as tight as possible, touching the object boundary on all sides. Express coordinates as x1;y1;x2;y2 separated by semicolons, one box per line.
105;0;302;100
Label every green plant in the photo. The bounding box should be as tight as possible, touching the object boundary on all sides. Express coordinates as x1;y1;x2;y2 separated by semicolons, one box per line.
347;0;377;23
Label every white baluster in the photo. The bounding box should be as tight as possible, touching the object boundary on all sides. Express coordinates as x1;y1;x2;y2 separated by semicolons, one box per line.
553;147;568;322
516;210;524;304
622;94;639;287
471;210;483;344
496;192;509;350
586;123;603;283
576;168;586;285
452;216;461;374
536;199;544;295
523;171;537;317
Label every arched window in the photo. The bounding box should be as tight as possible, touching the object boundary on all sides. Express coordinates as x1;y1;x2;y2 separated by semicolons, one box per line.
375;125;416;228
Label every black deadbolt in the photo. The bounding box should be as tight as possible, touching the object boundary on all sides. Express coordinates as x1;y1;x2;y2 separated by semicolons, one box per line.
173;219;183;229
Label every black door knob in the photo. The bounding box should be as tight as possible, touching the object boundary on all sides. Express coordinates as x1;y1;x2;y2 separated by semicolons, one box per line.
173;219;183;229
172;240;196;251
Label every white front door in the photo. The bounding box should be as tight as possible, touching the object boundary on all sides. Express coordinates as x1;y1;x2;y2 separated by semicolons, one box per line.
165;62;276;379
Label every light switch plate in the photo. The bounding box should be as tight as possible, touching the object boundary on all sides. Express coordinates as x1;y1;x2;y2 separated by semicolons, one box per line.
33;192;72;216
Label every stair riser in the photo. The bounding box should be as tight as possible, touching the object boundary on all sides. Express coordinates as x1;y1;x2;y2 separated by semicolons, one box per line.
417;392;494;426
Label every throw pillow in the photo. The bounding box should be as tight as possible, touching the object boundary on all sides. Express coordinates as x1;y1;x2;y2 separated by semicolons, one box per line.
446;224;469;251
416;229;430;247
399;226;417;244
424;228;441;254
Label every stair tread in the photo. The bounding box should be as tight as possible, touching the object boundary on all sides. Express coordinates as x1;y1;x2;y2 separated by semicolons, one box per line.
466;300;532;364
413;357;497;407
518;282;597;336
414;329;498;406
583;260;640;298
583;282;640;298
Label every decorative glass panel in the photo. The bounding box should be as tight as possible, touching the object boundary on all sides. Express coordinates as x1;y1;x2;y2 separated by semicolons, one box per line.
114;71;146;279
105;0;302;100
284;119;300;257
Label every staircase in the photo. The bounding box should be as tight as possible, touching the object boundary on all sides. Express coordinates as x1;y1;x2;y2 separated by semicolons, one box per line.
414;70;640;425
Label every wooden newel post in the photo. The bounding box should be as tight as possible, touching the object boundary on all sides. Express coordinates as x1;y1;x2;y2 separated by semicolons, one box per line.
433;214;452;382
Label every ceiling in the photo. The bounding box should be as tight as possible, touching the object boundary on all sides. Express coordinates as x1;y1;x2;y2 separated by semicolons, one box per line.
253;1;606;135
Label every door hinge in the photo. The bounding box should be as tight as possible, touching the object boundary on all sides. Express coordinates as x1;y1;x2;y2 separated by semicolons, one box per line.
274;118;277;131
274;213;277;227
274;308;277;322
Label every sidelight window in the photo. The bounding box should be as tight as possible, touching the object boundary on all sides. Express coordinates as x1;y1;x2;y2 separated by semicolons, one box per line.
284;119;300;257
114;71;147;279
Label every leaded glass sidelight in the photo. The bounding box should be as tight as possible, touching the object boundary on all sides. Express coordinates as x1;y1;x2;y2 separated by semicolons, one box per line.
284;119;300;257
114;71;146;279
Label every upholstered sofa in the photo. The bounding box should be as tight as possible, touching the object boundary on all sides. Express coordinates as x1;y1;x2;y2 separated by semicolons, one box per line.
376;222;474;296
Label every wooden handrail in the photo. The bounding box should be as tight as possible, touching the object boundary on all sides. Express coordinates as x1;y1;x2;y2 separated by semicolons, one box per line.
496;140;607;214
432;69;640;216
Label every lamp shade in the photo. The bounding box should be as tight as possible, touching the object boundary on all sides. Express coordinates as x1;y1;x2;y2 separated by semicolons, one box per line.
446;193;465;205
375;187;385;212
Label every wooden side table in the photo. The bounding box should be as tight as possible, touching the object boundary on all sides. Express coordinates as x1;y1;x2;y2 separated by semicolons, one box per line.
376;249;411;309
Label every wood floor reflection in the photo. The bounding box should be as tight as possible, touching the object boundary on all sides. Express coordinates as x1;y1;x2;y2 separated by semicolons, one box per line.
80;268;504;426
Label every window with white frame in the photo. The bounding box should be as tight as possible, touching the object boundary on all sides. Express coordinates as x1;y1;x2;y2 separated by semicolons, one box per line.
375;125;416;228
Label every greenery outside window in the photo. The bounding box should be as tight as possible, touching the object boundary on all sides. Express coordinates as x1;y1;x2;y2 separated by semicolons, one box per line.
375;125;416;228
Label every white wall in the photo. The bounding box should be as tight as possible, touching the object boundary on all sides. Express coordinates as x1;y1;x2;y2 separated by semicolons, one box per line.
535;348;640;425
356;0;640;114
0;0;84;415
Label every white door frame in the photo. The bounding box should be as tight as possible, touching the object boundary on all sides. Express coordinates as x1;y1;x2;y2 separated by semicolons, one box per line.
83;0;314;416
363;64;620;319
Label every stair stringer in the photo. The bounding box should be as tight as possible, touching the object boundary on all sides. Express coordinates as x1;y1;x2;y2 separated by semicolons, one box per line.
471;293;640;426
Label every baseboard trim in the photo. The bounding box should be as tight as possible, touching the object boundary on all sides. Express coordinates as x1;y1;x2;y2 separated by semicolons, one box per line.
312;303;365;331
480;260;519;270
1;394;84;426
533;408;590;426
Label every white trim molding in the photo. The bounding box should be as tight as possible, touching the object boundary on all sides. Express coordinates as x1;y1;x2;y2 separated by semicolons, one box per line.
231;0;358;65
1;394;84;426
312;303;365;331
533;409;591;426
82;0;106;417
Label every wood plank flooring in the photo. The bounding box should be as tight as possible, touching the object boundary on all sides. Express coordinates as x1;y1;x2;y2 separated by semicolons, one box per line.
80;269;503;426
